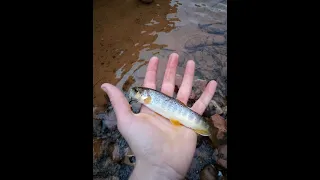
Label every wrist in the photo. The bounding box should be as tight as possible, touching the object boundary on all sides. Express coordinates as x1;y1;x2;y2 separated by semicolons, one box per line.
129;159;184;180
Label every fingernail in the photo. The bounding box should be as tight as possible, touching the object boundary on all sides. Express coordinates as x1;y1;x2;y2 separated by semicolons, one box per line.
101;84;109;92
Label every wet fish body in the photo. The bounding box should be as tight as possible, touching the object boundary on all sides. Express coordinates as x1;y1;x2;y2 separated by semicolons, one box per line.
129;87;211;136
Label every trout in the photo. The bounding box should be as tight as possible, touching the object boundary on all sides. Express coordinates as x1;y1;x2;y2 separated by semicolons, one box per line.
129;87;212;136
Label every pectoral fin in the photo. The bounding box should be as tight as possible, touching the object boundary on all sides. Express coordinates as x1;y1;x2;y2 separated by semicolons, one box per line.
143;96;152;104
170;119;182;126
194;129;210;136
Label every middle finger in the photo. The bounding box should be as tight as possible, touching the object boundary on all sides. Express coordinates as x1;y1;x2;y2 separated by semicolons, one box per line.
161;53;179;97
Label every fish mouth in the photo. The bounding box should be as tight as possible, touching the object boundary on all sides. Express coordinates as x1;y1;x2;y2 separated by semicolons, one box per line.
128;87;139;104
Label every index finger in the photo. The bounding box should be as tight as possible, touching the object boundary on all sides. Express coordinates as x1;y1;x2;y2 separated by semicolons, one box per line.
143;57;159;89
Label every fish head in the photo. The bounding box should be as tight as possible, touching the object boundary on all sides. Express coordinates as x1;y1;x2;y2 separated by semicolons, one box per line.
129;87;146;103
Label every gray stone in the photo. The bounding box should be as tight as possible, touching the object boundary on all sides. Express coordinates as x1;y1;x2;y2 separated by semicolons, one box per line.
102;110;117;130
213;35;226;45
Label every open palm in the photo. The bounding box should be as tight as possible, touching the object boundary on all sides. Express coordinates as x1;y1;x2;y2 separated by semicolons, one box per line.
101;53;217;179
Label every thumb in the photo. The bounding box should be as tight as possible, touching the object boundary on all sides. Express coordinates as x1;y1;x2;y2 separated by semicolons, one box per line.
101;83;132;128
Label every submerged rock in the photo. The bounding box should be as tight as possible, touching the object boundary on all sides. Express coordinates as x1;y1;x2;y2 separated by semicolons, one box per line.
93;119;102;137
108;142;122;163
102;110;118;131
212;35;226;45
211;114;227;139
217;159;227;170
175;74;184;87
200;164;219;180
208;114;227;148
217;144;227;160
208;100;223;115
198;23;227;35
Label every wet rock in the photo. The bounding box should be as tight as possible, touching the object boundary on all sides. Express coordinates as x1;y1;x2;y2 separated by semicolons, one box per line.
184;36;214;50
222;106;227;116
211;114;227;138
125;147;134;157
194;79;207;91
140;0;153;4
93;119;102;137
217;159;227;169
106;177;119;180
93;106;106;120
175;74;183;87
218;144;227;160
216;77;227;97
199;23;226;35
221;67;227;77
108;142;122;162
193;78;207;99
189;90;196;100
200;164;218;180
93;138;108;161
93;164;99;175
209;100;223;115
209;114;227;148
196;135;204;148
213;35;226;45
215;3;227;12
97;157;121;177
102;110;117;130
212;95;227;107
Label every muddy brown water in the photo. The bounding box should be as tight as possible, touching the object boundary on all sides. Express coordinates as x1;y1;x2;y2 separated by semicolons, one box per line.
93;0;227;179
93;0;227;106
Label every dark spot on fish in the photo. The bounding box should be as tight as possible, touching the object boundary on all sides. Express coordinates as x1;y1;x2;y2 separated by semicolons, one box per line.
188;113;195;121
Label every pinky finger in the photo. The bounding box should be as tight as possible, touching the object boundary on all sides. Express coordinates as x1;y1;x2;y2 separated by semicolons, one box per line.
191;80;217;115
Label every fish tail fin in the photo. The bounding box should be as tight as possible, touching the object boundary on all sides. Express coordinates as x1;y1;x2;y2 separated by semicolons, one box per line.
194;128;211;136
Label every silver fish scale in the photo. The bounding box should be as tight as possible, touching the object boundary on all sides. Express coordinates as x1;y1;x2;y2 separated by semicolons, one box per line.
148;89;202;123
188;112;197;122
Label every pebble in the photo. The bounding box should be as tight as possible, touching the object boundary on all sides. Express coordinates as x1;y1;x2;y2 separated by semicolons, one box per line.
102;110;118;130
211;114;227;135
209;100;224;115
194;79;207;91
108;142;121;162
218;144;227;160
217;158;227;169
200;164;218;180
175;74;183;87
213;35;226;45
93;119;102;137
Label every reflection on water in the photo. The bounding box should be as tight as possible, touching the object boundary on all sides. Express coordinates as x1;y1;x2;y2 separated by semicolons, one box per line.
93;0;227;108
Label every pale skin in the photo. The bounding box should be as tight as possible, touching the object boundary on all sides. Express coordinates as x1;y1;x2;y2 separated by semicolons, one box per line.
101;53;217;180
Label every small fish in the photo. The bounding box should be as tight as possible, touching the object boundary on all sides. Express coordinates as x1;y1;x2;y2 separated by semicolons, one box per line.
129;87;212;136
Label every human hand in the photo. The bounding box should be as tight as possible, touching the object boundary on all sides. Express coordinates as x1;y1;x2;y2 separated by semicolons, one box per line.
101;53;217;180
